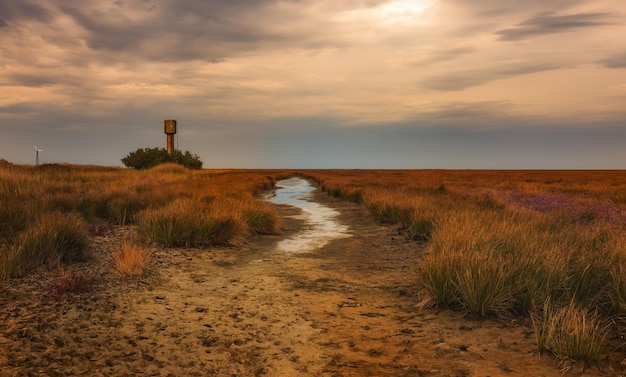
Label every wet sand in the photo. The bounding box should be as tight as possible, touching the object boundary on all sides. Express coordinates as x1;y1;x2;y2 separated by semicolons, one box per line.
1;183;625;376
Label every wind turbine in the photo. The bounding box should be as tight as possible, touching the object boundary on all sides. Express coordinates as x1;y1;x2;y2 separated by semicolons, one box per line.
34;146;43;166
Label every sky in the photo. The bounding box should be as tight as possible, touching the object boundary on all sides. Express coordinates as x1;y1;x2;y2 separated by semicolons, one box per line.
1;0;625;169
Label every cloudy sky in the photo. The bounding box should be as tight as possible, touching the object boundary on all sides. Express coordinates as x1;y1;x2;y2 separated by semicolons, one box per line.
1;0;625;168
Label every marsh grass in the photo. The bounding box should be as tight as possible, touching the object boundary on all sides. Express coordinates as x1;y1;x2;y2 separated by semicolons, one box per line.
609;263;626;314
532;300;610;365
306;169;626;363
454;253;514;316
1;212;88;279
149;162;189;174
415;249;462;309
244;200;283;235
0;164;287;279
531;300;557;355
135;198;247;247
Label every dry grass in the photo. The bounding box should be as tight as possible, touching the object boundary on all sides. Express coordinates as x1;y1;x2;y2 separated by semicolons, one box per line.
136;197;248;247
0;164;289;279
531;300;610;366
2;164;623;364
1;212;88;279
111;241;148;277
304;169;626;363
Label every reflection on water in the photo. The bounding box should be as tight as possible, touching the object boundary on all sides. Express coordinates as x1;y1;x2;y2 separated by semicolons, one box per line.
267;177;350;253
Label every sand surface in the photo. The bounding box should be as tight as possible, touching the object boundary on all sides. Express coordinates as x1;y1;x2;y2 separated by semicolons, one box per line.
1;185;625;376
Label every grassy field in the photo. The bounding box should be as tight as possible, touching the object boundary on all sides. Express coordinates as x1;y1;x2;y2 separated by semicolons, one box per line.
1;164;624;366
0;163;288;279
303;169;626;365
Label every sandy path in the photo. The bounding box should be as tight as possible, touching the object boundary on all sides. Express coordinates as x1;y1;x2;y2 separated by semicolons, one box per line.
1;186;625;376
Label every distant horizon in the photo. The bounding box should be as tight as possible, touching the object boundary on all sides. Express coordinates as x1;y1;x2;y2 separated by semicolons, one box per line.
5;159;624;172
1;1;625;169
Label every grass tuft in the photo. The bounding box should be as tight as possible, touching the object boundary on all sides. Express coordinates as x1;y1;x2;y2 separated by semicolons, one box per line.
1;212;88;279
111;241;149;277
415;250;462;309
136;198;247;247
244;200;283;235
532;301;610;366
454;253;514;316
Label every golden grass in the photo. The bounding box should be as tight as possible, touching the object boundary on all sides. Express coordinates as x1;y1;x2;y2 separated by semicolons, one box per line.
0;164;289;279
1;212;88;279
531;300;610;366
111;241;148;277
2;164;623;363
303;169;626;362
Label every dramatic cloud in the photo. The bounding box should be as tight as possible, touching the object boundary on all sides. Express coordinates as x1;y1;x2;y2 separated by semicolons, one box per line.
0;1;53;27
1;0;625;168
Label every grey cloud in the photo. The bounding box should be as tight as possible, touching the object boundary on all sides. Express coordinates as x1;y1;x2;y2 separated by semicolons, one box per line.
0;103;40;114
56;0;346;63
421;72;489;91
497;62;567;75
599;52;626;69
406;101;527;127
421;62;562;91
496;12;613;41
0;1;53;28
5;73;58;87
415;47;475;65
449;0;589;17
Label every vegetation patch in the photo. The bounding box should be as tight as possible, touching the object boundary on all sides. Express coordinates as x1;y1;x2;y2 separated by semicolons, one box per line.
111;241;149;277
306;169;626;365
48;270;96;301
122;148;202;170
0;164;285;279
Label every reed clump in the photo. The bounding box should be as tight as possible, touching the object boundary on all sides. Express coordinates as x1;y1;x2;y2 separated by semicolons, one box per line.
1;212;88;279
531;300;610;366
136;198;247;247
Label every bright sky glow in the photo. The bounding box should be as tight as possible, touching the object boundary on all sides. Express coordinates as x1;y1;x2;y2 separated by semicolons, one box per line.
380;0;434;23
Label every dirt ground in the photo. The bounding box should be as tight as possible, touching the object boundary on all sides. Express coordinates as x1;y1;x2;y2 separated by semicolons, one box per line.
1;188;626;376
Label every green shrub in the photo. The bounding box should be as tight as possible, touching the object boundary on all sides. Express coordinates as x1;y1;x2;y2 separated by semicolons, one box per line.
122;148;202;170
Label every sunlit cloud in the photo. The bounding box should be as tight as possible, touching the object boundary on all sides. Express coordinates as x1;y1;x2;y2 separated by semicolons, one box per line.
379;0;437;24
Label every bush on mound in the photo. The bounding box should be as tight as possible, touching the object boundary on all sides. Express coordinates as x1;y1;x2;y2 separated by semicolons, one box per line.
121;148;202;170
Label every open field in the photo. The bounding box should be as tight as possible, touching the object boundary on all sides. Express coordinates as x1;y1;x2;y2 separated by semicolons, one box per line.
1;164;625;375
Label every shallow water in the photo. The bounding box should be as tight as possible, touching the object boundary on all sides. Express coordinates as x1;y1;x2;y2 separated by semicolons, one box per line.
267;177;351;253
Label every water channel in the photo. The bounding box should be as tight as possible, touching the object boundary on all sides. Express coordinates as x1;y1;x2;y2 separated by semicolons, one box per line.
267;177;351;253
